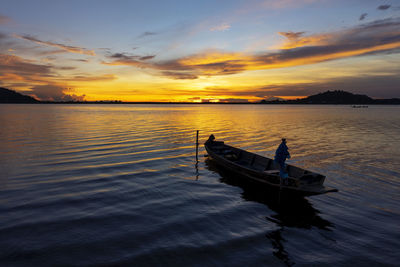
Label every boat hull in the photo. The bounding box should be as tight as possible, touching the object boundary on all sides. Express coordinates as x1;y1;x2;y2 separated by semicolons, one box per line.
205;141;338;196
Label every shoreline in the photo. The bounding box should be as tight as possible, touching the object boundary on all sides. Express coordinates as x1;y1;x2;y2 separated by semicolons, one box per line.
1;102;399;105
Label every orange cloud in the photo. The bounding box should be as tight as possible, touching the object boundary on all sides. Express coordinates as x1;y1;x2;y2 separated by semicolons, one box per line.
104;18;400;80
0;54;53;78
0;73;26;81
278;31;331;49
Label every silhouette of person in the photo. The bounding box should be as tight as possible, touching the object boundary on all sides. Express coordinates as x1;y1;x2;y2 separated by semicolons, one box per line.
205;134;215;144
274;138;291;182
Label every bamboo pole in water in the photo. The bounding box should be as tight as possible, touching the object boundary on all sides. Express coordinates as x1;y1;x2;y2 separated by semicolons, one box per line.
195;130;200;180
195;130;199;161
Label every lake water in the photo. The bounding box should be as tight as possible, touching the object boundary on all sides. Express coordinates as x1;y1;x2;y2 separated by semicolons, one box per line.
0;104;399;266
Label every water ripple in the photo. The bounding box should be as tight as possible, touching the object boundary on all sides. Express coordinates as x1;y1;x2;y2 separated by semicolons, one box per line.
0;104;399;266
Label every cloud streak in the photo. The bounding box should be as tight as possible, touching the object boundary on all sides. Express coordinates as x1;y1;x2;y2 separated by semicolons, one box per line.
359;13;367;21
166;73;400;100
14;34;96;56
0;53;92;101
137;31;157;38
67;74;117;82
29;84;85;101
377;5;391;10
161;71;198;79
103;18;400;80
278;31;306;40
109;52;155;60
0;54;53;79
102;52;157;69
210;22;231;32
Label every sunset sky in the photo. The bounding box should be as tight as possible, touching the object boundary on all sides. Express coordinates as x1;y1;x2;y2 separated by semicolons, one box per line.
1;0;399;102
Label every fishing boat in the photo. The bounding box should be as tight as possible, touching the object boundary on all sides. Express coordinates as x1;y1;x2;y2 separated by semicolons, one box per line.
204;136;338;196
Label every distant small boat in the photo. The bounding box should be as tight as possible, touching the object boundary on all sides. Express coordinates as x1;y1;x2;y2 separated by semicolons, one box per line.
205;138;338;196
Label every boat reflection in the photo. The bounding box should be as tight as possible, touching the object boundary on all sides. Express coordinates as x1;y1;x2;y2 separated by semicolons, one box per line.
205;158;334;266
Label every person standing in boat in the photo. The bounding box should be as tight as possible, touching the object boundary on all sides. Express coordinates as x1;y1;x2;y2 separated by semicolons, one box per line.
275;138;291;182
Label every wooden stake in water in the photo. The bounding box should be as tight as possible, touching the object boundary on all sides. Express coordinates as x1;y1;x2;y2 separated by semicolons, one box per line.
195;130;200;180
195;130;199;161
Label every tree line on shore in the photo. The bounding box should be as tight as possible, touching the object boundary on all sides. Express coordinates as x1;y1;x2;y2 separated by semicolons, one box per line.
1;87;399;104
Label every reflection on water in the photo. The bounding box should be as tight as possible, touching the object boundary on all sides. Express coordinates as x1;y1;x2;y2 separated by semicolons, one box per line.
0;104;399;266
267;229;293;266
205;158;334;266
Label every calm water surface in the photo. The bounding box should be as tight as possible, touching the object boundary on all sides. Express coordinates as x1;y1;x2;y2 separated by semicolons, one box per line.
0;104;399;266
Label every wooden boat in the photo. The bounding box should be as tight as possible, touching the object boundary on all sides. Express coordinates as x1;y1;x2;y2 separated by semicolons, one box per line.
205;138;338;196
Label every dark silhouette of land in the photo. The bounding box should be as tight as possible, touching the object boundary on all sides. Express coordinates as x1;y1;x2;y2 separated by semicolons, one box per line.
262;90;400;105
286;90;373;104
0;87;40;103
1;87;399;104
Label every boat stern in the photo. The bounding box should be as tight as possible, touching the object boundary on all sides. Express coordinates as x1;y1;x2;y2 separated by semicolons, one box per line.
299;173;326;186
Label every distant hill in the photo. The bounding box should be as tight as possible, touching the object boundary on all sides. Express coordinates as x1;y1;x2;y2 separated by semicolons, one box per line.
292;90;374;104
262;90;400;104
0;88;40;103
